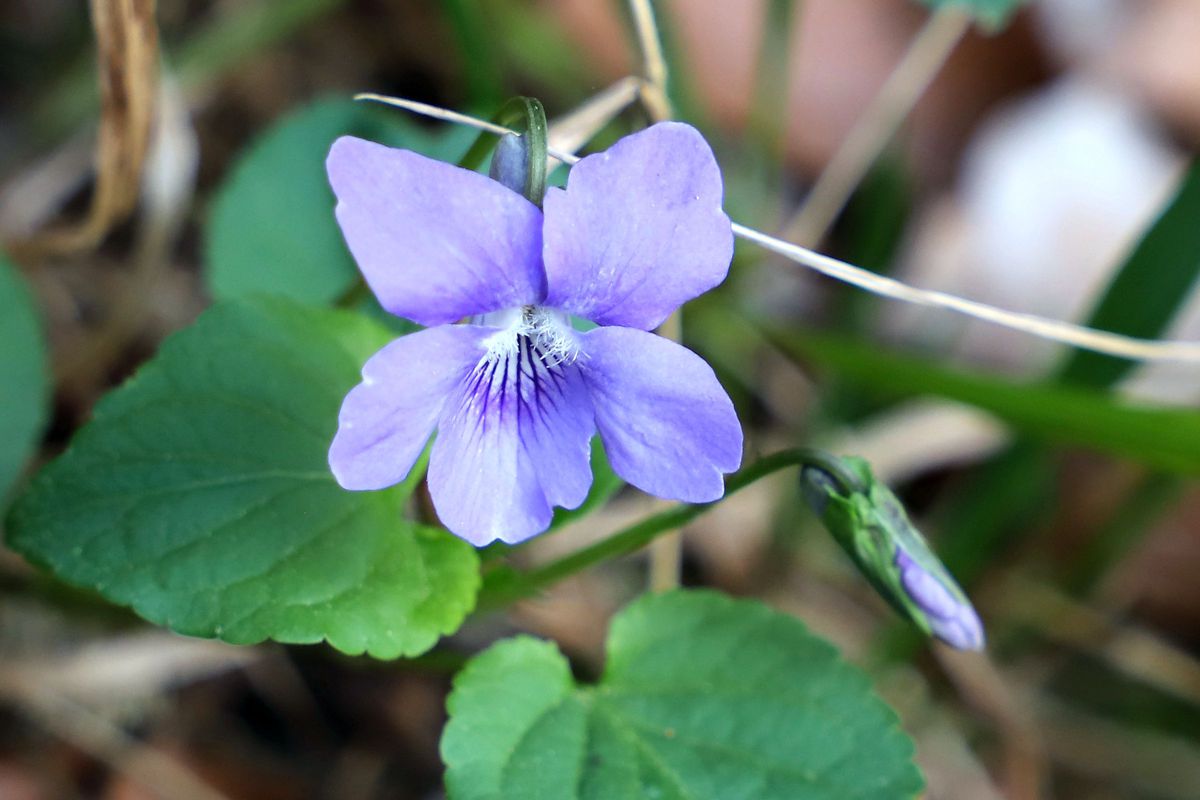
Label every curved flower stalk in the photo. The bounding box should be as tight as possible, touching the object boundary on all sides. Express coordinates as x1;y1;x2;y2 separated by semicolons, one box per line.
800;453;985;650
326;123;743;546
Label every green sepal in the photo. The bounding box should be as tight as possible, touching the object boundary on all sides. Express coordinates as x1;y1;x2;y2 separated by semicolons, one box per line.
800;451;980;646
458;96;549;206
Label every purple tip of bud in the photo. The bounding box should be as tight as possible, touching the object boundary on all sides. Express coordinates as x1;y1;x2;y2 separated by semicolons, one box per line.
488;132;530;196
896;550;986;651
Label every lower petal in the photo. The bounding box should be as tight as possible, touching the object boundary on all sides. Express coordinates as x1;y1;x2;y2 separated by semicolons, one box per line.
330;325;490;490
429;336;595;546
580;327;742;503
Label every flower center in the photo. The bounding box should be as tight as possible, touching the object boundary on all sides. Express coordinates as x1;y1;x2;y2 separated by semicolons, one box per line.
478;305;580;367
460;306;580;427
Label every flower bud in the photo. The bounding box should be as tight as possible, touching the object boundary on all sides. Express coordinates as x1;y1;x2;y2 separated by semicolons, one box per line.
488;132;530;196
799;451;985;651
894;549;985;651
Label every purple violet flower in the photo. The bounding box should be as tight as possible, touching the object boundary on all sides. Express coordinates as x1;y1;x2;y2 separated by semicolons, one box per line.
326;122;743;546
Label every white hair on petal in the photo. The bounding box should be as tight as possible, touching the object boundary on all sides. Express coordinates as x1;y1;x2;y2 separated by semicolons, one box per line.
480;306;580;367
526;307;580;366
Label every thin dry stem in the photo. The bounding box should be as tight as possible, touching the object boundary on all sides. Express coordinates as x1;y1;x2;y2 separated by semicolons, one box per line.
57;76;198;394
648;310;684;592
547;76;641;168
1034;697;1200;800
935;648;1046;799
627;0;673;121
648;530;683;591
625;1;683;589
1006;577;1200;708
11;0;159;257
355;95;1200;367
783;7;971;247
734;222;1200;365
356;93;514;138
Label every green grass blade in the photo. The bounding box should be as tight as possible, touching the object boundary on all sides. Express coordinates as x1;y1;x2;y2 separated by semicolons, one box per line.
1059;162;1200;388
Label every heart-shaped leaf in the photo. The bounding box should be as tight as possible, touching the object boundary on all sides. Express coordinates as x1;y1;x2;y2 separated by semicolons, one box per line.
0;255;48;505
443;590;923;799
7;297;478;659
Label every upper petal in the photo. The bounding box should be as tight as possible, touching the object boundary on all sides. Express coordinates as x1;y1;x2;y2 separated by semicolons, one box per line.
542;122;734;330
579;326;741;502
327;136;546;326
429;333;595;546
330;324;490;490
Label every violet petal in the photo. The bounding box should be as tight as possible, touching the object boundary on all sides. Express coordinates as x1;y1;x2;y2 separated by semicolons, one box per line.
327;136;547;326
542;122;734;330
580;326;741;502
329;324;490;491
428;336;595;546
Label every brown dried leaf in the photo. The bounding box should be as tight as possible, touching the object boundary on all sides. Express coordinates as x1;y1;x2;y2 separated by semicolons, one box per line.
14;0;158;256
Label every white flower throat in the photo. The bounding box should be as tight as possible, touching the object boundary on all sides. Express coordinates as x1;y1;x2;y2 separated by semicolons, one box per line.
478;305;580;367
460;306;581;422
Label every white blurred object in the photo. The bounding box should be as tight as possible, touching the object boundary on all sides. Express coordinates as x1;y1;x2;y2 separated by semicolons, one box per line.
139;74;198;232
1035;0;1132;67
888;78;1185;378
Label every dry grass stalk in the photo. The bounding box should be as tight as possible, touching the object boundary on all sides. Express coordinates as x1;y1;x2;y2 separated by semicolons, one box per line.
12;0;159;257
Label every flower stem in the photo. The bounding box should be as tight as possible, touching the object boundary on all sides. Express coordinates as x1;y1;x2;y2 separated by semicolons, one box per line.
625;0;684;590
476;449;817;610
648;310;685;591
647;531;683;592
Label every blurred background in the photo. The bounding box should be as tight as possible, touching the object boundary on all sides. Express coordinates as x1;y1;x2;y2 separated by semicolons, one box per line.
3;0;1200;797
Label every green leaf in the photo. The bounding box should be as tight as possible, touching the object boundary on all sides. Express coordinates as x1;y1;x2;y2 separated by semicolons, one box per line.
206;97;472;306
443;590;923;800
917;0;1025;28
479;0;598;98
441;0;505;107
772;327;1200;474
7;297;479;659
1059;162;1200;388
933;441;1054;583
0;256;49;504
839;156;912;279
